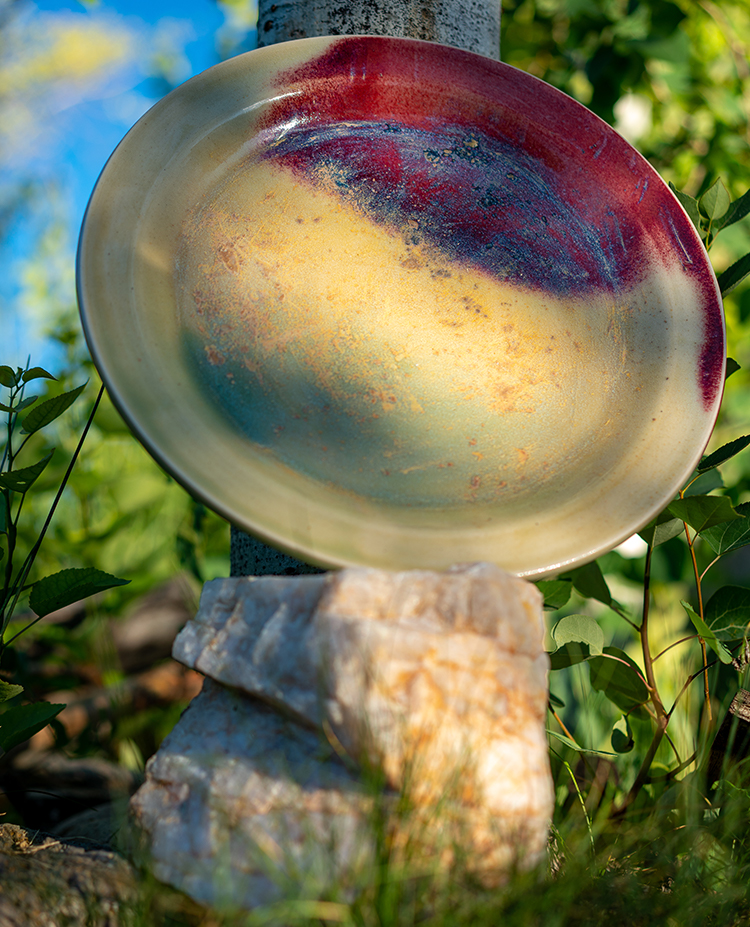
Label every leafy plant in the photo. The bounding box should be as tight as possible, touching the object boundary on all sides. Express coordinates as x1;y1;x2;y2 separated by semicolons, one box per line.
670;178;750;292
543;182;750;826
0;363;128;756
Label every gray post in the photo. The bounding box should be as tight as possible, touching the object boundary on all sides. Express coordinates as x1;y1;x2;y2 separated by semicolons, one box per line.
231;0;501;577
257;1;500;59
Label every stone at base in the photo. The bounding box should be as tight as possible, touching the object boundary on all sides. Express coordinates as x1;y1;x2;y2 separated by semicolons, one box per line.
130;678;378;909
132;563;554;909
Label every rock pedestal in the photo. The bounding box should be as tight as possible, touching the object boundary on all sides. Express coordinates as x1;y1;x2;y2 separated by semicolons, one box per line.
130;564;553;910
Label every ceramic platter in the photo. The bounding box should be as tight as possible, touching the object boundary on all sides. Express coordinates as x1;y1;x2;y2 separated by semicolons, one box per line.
78;36;725;578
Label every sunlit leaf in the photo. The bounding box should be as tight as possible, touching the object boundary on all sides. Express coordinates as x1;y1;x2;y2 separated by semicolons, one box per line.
0;702;65;754
668;495;741;533
536;579;573;610
21;367;56;383
611;716;634;753
682;601;733;664
28;567;130;618
718;187;750;230
639;510;684;547
0;680;23;703
705;586;750;642
0;450;54;493
20;383;86;435
701;503;750;556
549;614;604;669
699;177;731;221
669;182;701;231
717;253;750;297
589;646;650;712
552;614;604;653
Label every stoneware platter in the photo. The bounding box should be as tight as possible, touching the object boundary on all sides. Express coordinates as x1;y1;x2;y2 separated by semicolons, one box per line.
77;36;725;578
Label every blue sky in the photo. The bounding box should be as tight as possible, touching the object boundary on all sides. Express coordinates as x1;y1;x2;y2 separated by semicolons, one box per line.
1;0;257;371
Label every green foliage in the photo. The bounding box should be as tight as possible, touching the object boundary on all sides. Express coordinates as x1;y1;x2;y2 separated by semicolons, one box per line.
681;600;733;664
28;567;130;619
705;586;750;642
541;374;750;835
0;700;64;755
0;361;129;754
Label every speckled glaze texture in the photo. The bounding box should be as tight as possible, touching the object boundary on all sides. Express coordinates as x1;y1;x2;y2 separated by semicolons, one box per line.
77;36;725;577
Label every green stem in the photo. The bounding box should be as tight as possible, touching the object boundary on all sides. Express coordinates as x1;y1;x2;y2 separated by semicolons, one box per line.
682;515;711;724
653;635;699;662
563;760;596;859
613;714;669;817
0;384;104;650
611;544;666;818
640;545;665;717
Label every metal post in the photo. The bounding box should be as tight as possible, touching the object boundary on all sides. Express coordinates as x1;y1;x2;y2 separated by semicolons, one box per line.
230;0;501;576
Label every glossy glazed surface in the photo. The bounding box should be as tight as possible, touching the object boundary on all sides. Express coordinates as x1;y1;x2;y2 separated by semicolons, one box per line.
78;36;724;576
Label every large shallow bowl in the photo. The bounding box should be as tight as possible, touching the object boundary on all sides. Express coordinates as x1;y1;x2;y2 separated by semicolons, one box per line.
78;36;725;578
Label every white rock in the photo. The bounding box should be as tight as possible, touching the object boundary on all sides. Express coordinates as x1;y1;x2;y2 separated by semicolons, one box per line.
134;564;553;907
130;678;375;909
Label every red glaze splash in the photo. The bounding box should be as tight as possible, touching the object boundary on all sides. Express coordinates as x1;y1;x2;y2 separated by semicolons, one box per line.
260;36;724;409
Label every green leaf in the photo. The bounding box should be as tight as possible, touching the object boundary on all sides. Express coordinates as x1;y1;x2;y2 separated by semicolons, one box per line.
726;357;741;379
547;729;616;757
0;702;65;754
21;367;56;383
549;614;604;669
684;468;724;496
549;691;565;709
681;601;733;664
14;395;38;412
611;716;634;754
717;187;750;230
717;253;750;297
536;579;573;610
0;680;23;704
639;510;684;547
669;183;701;231
0;366;20;388
698;434;750;477
589;647;650;713
0;450;54;493
20;383;86;435
699;177;731;222
701;502;750;556
28;567;130;618
549;644;589;670
552;614;604;653
567;560;612;606
698;435;750;473
705;586;750;642
668;495;742;533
